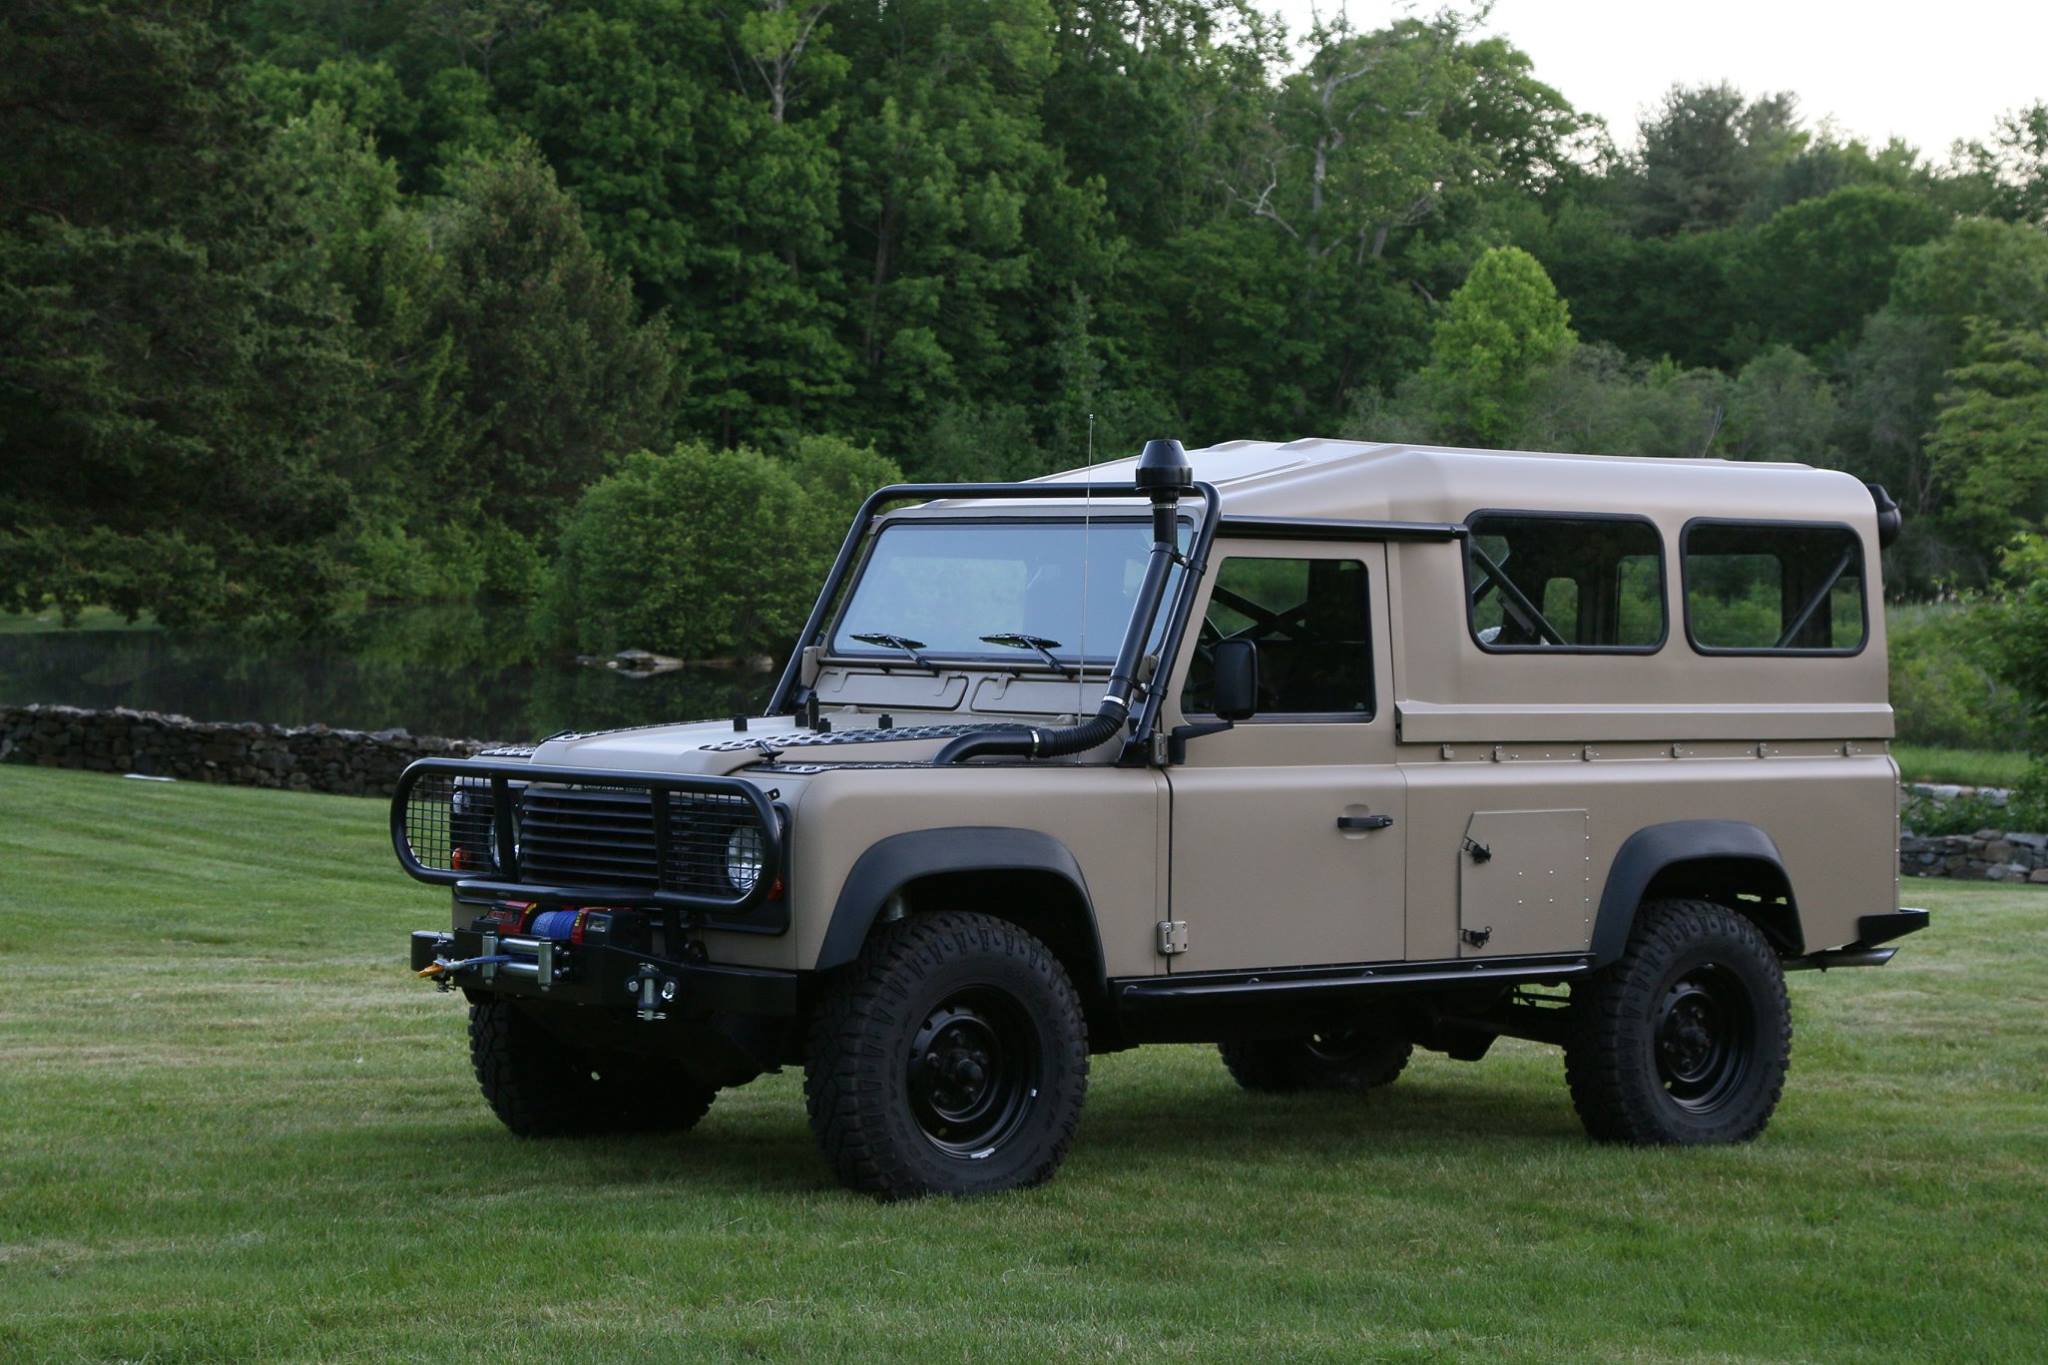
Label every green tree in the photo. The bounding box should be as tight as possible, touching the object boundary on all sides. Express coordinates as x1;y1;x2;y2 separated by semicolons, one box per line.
1890;217;2048;339
1512;195;1751;369
0;0;373;626
1173;12;1581;431
1720;345;1838;462
833;0;1117;450
1836;309;1947;501
1954;102;2048;227
260;101;472;597
1753;131;1934;219
1041;0;1282;249
499;0;850;443
1514;346;1728;457
1628;83;1806;235
1417;246;1575;444
427;141;678;540
1741;186;1948;353
1928;322;2048;569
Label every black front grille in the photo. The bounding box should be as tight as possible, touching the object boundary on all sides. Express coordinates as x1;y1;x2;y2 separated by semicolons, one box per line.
516;785;768;897
517;786;658;887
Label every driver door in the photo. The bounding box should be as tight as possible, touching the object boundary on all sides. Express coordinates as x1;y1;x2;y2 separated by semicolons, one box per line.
1163;541;1405;973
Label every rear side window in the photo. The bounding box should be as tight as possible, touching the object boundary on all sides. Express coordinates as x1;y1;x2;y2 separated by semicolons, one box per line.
1464;513;1665;651
1683;521;1867;653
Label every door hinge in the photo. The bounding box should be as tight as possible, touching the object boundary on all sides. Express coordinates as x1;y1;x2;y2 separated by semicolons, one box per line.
1461;925;1493;949
1156;920;1189;955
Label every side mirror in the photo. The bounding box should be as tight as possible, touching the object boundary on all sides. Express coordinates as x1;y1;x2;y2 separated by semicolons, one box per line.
1211;639;1259;721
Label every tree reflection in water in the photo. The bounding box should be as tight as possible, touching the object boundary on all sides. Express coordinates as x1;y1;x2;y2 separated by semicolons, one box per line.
0;605;769;742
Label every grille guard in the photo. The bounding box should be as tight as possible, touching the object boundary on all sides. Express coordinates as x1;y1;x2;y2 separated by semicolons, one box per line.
390;757;786;914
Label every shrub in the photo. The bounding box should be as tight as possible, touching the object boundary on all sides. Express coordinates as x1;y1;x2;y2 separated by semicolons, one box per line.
543;437;902;660
1989;536;2048;732
1900;789;2016;837
2010;764;2048;831
1887;601;2028;750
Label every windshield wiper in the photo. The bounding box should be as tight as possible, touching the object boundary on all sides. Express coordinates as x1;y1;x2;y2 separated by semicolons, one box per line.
848;631;939;673
979;632;1078;677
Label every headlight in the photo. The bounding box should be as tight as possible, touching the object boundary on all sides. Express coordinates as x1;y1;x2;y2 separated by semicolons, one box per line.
451;783;493;871
488;810;519;871
725;824;767;893
452;782;517;872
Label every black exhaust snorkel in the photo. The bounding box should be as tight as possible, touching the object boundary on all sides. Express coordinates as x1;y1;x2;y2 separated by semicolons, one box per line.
934;439;1195;765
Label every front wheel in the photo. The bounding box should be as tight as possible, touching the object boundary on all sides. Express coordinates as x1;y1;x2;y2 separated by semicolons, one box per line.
469;999;716;1137
803;912;1089;1199
1564;899;1791;1146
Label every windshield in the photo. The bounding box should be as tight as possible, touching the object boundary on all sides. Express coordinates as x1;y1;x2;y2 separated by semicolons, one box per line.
831;519;1185;665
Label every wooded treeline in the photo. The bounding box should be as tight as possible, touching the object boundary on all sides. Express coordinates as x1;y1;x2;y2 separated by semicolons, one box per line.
4;0;2047;643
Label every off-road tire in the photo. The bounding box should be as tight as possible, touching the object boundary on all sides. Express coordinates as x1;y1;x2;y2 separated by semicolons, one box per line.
1565;898;1791;1146
803;911;1089;1199
468;999;716;1137
1219;1033;1413;1093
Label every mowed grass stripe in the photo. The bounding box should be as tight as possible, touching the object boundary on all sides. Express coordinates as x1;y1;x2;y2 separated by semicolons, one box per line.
0;765;2043;1362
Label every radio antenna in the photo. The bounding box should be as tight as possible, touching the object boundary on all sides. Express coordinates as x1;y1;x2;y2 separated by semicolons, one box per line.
1078;413;1094;715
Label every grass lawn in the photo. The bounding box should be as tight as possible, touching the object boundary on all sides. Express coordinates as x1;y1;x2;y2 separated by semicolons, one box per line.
1893;744;2033;790
2;767;2043;1362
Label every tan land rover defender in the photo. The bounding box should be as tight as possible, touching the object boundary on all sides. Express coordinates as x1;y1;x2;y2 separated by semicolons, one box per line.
395;437;1928;1198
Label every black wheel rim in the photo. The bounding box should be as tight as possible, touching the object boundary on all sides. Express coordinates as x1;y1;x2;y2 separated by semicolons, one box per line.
1303;1026;1372;1064
1654;964;1755;1113
907;986;1040;1157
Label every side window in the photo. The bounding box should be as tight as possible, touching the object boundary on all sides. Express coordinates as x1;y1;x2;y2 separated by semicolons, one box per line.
1465;513;1666;651
1684;522;1867;653
1182;556;1374;718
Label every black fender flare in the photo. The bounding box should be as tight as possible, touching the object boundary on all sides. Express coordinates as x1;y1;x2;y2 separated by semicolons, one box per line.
816;826;1105;980
1592;820;1800;964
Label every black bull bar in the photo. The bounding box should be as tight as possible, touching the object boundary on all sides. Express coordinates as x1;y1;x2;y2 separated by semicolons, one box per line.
390;757;786;915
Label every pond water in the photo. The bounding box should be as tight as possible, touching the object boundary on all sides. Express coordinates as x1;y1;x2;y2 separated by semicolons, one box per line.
0;606;775;742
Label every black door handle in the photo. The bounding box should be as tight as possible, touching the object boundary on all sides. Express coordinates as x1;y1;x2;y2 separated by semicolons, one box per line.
1337;813;1394;832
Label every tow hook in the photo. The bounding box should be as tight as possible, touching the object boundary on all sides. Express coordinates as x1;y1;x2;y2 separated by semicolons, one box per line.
626;963;677;1021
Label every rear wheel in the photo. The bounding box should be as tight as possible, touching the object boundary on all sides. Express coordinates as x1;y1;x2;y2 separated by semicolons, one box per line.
1565;899;1790;1145
468;999;716;1137
804;911;1089;1199
1219;1028;1413;1093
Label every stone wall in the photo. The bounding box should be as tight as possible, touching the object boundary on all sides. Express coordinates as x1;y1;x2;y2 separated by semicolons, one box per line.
0;704;487;798
1899;829;2048;883
4;704;2046;882
1900;781;2048;883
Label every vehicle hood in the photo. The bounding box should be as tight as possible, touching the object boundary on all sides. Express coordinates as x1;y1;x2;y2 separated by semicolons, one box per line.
523;716;1015;776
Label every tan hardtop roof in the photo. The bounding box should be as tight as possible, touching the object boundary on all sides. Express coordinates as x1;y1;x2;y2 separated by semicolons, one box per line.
913;438;1874;528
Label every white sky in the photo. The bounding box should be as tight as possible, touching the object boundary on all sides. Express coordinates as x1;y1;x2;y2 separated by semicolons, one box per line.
1264;0;2048;159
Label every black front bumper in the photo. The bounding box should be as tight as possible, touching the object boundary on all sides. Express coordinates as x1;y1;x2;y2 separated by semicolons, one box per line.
410;929;800;1017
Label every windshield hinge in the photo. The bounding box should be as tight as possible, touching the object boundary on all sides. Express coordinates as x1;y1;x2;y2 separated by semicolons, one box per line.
1156;920;1189;956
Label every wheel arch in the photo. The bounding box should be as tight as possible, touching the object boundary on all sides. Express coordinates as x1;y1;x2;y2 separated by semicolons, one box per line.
817;827;1108;998
1593;820;1803;963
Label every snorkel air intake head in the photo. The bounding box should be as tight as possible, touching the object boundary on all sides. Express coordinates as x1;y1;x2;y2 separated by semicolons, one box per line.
1134;438;1193;495
1135;438;1192;543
